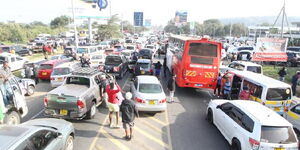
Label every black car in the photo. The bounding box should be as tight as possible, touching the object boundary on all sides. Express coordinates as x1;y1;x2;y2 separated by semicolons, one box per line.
287;47;300;53
138;49;153;60
15;45;33;56
103;55;128;79
286;51;300;67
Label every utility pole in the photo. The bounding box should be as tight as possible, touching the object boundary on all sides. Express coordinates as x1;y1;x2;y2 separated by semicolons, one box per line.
272;0;289;38
71;0;78;49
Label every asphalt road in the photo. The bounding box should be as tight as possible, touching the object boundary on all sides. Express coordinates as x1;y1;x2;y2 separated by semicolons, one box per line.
22;61;230;150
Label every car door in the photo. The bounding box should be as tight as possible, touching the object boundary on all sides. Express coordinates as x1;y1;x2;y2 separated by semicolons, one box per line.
16;56;25;70
214;102;233;141
286;104;300;131
27;129;63;150
10;56;17;71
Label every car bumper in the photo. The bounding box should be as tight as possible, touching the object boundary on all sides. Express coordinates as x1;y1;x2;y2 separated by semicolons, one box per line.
44;108;86;120
136;103;167;112
50;81;63;88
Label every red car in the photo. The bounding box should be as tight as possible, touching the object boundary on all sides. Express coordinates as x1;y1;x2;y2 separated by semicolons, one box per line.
38;60;63;80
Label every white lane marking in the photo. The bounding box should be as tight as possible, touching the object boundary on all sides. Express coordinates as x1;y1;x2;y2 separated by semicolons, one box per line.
206;91;213;98
30;108;45;120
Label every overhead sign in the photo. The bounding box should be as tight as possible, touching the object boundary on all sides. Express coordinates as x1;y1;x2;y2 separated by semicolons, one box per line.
175;11;188;24
252;38;288;62
134;12;143;26
145;19;151;27
97;0;108;10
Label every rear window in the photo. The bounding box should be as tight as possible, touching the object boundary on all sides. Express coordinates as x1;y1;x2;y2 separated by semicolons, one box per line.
105;56;122;65
125;40;133;43
66;77;90;87
52;68;70;75
247;66;261;73
121;52;130;57
146;46;154;49
191;57;213;65
114;46;121;49
0;56;6;62
39;64;53;70
77;48;88;54
36;43;43;46
126;46;134;50
91;55;103;60
139;50;151;55
237;47;254;51
266;88;291;101
261;126;297;144
189;43;217;57
139;83;162;93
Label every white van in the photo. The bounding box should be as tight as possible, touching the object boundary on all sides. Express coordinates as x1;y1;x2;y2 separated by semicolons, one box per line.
221;70;292;115
225;61;263;74
50;62;80;87
0;53;28;71
76;46;98;57
0;73;28;124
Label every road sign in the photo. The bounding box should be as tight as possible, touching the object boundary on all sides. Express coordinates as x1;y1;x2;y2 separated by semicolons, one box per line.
175;11;188;23
134;12;143;26
97;0;108;10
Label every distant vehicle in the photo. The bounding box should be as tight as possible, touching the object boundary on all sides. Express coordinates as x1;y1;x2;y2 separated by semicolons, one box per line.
0;118;75;150
38;60;63;80
0;53;28;71
90;53;106;68
125;39;134;44
0;45;15;53
64;46;76;56
15;77;36;96
125;45;135;51
0;74;28;124
145;44;156;53
14;45;33;56
207;100;298;150
287;47;300;53
138;49;153;60
50;55;73;63
284;103;300;132
76;46;98;57
130;75;166;112
113;45;125;51
236;50;252;61
286;51;300;67
45;68;107;120
50;62;80;87
97;41;111;50
166;35;222;89
133;59;153;76
101;55;128;79
32;42;44;52
224;61;263;74
121;49;135;61
221;70;292;115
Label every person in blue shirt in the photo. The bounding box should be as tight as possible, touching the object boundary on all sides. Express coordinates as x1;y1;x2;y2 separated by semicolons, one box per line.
223;78;231;99
214;73;222;97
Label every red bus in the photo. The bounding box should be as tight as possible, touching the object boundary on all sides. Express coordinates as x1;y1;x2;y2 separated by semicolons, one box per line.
166;35;222;89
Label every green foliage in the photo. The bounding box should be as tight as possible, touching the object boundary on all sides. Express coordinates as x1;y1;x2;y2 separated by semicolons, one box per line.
97;15;122;40
50;15;70;29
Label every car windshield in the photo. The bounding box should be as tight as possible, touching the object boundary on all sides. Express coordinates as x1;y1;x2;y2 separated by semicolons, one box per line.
126;46;134;50
66;77;90;87
139;83;162;93
121;52;130;56
261;126;297;144
139;50;151;55
146;46;154;49
52;68;70;75
91;55;103;60
39;64;53;70
105;56;122;65
247;66;261;73
266;88;291;101
77;48;88;54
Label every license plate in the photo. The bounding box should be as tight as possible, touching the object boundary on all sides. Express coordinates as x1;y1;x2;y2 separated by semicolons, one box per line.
42;72;47;76
57;77;63;81
195;84;203;87
141;71;145;74
92;61;98;64
60;109;68;115
275;148;285;150
274;107;281;111
149;100;156;105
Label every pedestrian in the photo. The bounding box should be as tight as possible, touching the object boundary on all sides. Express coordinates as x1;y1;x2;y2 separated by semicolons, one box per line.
167;75;176;103
120;92;139;141
2;61;12;77
32;64;39;84
223;78;231;99
99;75;108;100
42;44;48;60
291;72;300;96
154;61;162;78
214;73;222;97
106;80;121;128
163;57;167;78
278;67;287;81
239;86;250;100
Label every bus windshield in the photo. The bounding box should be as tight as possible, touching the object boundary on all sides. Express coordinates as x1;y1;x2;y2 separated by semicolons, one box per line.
266;88;291;101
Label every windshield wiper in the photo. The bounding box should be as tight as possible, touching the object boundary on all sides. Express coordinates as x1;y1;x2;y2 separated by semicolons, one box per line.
34;125;58;130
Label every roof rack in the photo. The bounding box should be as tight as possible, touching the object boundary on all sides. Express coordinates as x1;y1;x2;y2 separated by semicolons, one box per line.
72;67;100;76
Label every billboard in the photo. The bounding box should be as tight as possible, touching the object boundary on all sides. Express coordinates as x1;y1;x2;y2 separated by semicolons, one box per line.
252;38;288;62
145;19;151;27
134;12;143;26
175;11;188;24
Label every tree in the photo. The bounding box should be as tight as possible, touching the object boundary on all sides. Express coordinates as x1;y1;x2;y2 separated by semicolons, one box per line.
121;21;134;33
30;21;47;27
202;19;224;37
224;23;248;37
97;15;121;40
50;15;70;29
164;20;179;34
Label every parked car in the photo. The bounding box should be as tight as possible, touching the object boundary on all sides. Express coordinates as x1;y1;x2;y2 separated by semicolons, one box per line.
138;49;153;60
133;59;153;76
0;118;74;150
44;68;107;119
130;75;166;112
50;54;73;63
76;46;98;57
286;51;300;67
15;77;36;96
32;42;44;52
0;53;28;71
221;61;263;74
207;100;299;150
38;60;63;80
101;55;128;79
14;45;33;56
90;53;106;68
0;45;14;53
287;47;300;53
50;62;80;87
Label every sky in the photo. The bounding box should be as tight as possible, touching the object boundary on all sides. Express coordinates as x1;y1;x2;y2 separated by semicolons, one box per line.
0;0;299;25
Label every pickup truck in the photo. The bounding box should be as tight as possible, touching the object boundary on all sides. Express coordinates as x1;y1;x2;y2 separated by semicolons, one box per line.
101;55;128;79
44;68;108;120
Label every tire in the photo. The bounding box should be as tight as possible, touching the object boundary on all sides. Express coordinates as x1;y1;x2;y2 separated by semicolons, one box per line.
64;135;74;150
207;109;213;124
86;102;96;119
230;139;241;150
26;85;35;96
4;111;21;125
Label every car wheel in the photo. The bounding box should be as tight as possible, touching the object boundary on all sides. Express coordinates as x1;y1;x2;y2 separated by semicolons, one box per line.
26;85;35;96
65;135;74;150
86;102;96;119
230;139;241;150
4;111;20;125
207;109;213;124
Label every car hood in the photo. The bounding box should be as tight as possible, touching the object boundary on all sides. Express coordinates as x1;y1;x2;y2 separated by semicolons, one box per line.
48;84;89;97
23;118;72;132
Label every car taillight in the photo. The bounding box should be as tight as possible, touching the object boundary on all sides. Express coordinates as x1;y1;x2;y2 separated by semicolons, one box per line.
113;66;120;72
43;97;48;107
135;97;145;103
77;100;85;109
249;138;260;150
159;99;166;103
150;69;153;73
50;77;54;80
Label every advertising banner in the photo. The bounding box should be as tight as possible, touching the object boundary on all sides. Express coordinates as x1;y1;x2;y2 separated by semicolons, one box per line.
175;11;187;26
253;38;288;61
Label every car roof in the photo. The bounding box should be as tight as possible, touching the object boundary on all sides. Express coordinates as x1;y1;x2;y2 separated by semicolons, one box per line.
0;52;18;57
54;62;78;68
232;61;261;67
0;125;34;149
41;59;61;65
137;75;160;84
228;70;291;88
230;100;291;126
137;59;151;63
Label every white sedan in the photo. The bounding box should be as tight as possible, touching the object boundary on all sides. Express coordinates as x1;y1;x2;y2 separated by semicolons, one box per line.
130;75;166;112
90;53;106;68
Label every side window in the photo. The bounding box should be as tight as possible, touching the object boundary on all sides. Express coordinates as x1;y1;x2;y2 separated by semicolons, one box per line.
11;57;16;62
94;76;101;85
229;63;235;68
16;57;23;61
241;114;254;132
220;102;233;113
291;105;300;115
244;80;262;99
28;130;57;150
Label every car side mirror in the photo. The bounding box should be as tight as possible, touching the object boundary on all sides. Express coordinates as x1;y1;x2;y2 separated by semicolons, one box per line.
216;105;222;109
56;132;63;139
13;86;18;91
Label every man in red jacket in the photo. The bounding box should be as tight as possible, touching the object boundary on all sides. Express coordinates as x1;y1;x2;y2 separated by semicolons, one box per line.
106;81;121;128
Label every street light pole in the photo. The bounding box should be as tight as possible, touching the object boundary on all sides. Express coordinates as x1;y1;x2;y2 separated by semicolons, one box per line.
71;0;78;49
